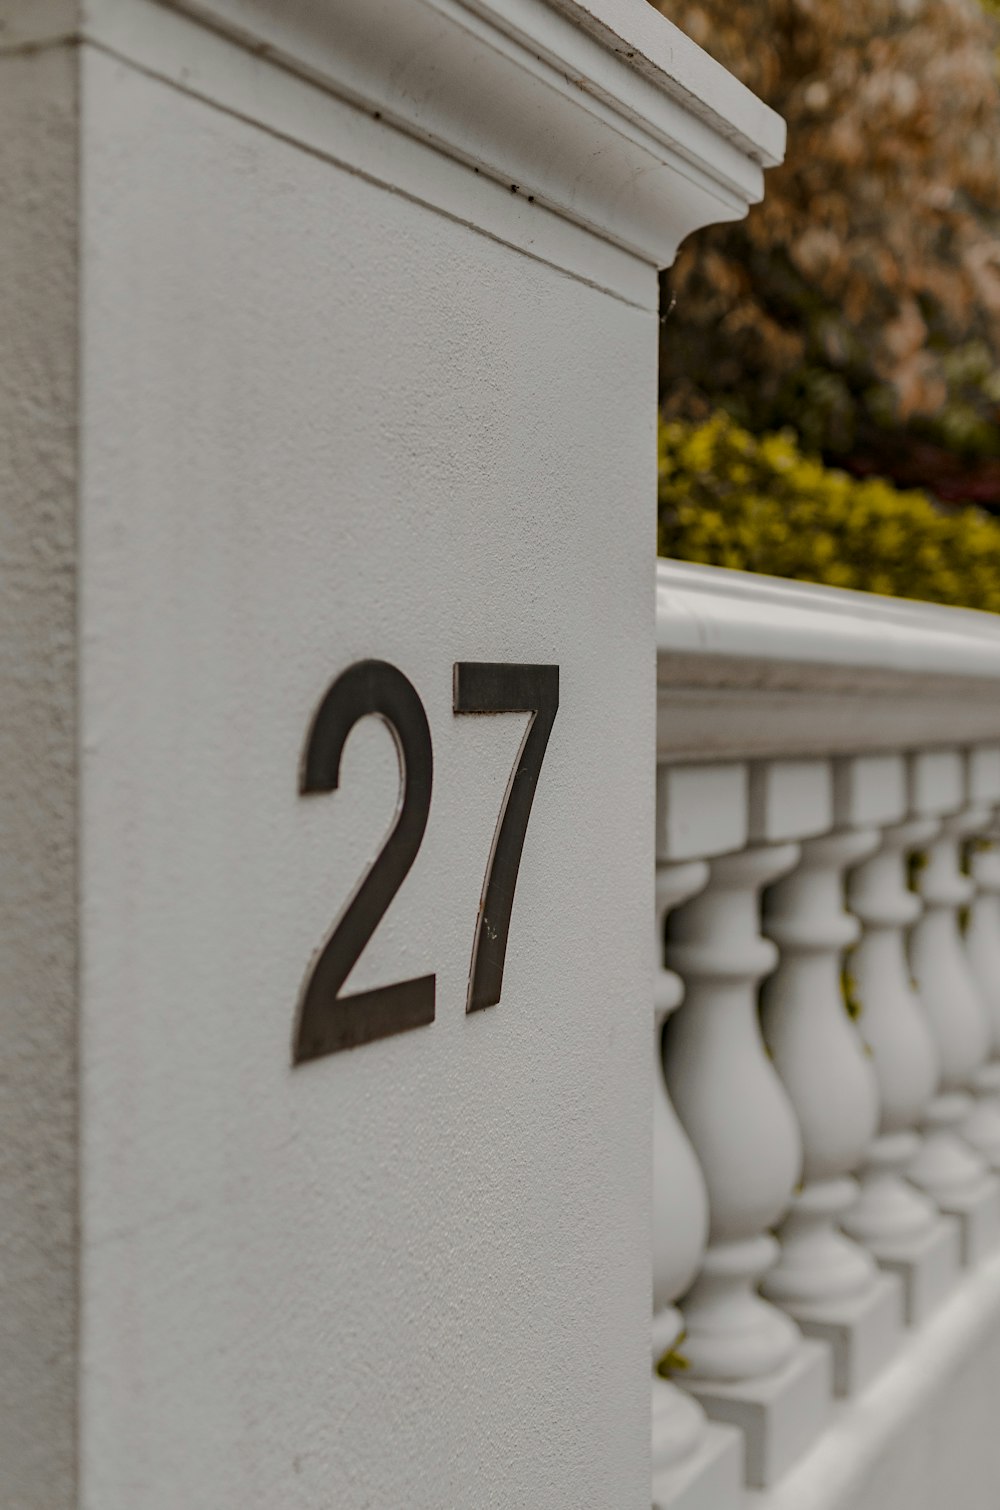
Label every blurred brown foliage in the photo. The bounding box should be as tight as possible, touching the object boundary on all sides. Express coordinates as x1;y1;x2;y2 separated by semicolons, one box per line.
652;0;1000;500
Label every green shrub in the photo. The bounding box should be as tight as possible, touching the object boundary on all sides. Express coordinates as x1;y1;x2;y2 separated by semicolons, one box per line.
658;414;1000;613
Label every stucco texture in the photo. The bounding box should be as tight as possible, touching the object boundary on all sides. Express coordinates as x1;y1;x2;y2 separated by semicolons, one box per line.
0;39;80;1510
78;42;654;1510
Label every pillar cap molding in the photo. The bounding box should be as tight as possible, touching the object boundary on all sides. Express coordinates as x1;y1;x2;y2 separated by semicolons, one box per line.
7;0;784;269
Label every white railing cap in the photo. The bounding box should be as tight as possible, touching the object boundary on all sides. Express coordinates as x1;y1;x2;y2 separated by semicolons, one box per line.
657;560;1000;762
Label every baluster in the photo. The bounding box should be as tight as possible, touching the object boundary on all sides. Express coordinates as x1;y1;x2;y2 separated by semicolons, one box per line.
664;760;832;1491
906;751;1000;1265
652;783;743;1509
967;839;1000;1053
963;746;1000;1157
653;863;712;1483
758;756;903;1395
840;755;960;1323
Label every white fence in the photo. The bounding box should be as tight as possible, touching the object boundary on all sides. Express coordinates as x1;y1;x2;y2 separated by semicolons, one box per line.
653;560;1000;1510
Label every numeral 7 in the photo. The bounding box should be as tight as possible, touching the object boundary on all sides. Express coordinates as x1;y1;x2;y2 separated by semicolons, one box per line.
453;663;559;1013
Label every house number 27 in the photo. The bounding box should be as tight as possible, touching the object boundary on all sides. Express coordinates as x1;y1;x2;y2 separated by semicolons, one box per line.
292;660;559;1066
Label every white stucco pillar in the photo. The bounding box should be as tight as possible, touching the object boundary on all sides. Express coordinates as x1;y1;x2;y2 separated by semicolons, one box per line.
0;2;782;1507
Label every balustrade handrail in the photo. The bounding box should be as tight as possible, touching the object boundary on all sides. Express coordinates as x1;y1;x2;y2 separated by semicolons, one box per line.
656;559;1000;761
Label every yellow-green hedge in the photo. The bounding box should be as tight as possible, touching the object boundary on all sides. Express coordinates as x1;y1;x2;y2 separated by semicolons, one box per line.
658;414;1000;613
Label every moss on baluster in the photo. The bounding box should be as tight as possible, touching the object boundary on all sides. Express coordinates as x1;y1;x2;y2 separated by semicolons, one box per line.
907;850;928;893
655;1331;691;1377
841;960;863;1022
964;835;993;876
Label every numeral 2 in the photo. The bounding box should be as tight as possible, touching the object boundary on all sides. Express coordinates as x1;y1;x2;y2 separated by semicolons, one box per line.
454;663;559;1013
293;659;435;1065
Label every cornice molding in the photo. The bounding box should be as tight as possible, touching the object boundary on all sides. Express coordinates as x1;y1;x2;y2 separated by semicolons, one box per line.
538;0;784;166
3;0;783;268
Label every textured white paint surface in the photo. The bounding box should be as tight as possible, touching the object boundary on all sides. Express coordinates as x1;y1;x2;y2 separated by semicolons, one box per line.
77;44;653;1510
0;42;79;1510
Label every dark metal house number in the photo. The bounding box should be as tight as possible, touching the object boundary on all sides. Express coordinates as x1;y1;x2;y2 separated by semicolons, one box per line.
293;660;559;1066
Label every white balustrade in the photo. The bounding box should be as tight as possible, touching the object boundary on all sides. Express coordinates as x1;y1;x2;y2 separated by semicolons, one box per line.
839;763;961;1322
760;827;878;1305
655;561;1000;1506
963;747;1000;1145
906;752;1000;1261
652;765;750;1510
665;842;802;1382
663;760;832;1489
967;840;1000;1070
652;859;711;1477
759;756;903;1393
